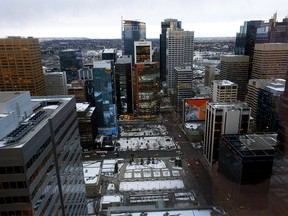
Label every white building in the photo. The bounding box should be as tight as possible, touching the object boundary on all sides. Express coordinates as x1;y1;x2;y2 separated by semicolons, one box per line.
203;102;251;166
211;80;238;102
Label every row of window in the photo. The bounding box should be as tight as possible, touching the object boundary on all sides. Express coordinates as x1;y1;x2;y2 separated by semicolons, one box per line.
0;166;24;174
0;210;32;216
0;181;27;189
0;196;29;204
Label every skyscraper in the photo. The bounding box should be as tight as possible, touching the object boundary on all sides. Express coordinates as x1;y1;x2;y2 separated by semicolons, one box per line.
93;60;118;135
220;55;249;101
102;48;117;63
134;62;160;116
122;20;146;58
59;49;83;84
0;92;87;215
160;18;182;82
204;102;251;166
44;71;68;95
115;56;133;114
0;36;45;96
251;43;288;79
166;30;194;92
174;66;193;113
235;20;264;79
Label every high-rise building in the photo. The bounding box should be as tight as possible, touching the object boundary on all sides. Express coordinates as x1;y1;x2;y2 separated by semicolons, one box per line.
235;20;264;79
134;40;152;64
0;91;87;215
251;43;288;79
166;30;194;92
102;48;117;63
245;78;285;118
256;83;285;132
59;49;83;84
203;102;251;166
68;80;87;103
134;62;160;116
115;56;133;114
220;55;249;101
93;60;118;136
211;80;238;102
256;13;288;43
44;71;68;95
122;20;146;58
0;36;45;96
204;65;220;87
174;66;193;113
160;18;182;82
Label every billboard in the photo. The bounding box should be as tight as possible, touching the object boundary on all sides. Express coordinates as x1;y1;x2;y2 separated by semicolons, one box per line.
183;98;209;122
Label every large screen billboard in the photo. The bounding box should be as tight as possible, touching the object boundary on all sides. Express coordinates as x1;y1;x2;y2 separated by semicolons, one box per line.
183;98;209;122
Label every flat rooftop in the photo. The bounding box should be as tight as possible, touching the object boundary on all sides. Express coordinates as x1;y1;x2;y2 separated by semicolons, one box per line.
0;91;29;104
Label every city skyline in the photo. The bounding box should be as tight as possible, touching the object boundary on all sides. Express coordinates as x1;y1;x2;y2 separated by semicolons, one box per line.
0;0;287;39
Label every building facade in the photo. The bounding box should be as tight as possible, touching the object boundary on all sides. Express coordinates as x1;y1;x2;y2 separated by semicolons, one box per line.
122;20;146;58
256;82;285;132
220;55;249;101
203;102;251;166
218;134;275;184
251;43;288;79
0;37;45;96
0;92;87;216
115;56;133;114
211;80;238;103
44;72;68;95
102;49;117;63
134;40;152;64
166;30;194;92
160;18;182;82
174;66;193;113
93;60;118;136
134;62;160;116
59;49;83;84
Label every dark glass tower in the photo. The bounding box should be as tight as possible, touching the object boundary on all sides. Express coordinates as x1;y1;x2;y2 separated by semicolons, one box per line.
160;19;182;83
122;20;146;58
59;49;83;84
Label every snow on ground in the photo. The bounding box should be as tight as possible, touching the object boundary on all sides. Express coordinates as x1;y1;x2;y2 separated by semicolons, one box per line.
126;160;166;170
119;179;185;192
111;209;213;216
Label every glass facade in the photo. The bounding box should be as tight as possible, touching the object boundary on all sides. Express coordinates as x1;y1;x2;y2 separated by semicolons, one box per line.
59;49;83;84
93;61;118;136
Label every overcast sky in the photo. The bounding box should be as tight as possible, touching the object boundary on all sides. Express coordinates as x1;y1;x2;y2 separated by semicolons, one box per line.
0;0;287;39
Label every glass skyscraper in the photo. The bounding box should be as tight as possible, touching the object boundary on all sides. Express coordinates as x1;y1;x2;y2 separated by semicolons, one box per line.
122;20;146;60
93;60;118;136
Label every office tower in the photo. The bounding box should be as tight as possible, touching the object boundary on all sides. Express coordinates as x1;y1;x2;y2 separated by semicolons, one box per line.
256;13;288;43
220;55;249;101
174;66;193;113
68;80;87;103
122;20;146;57
115;56;133;114
245;78;285;118
0;91;87;216
59;49;83;84
204;65;220;87
44;71;68;95
134;40;152;64
218;134;275;184
152;47;160;62
204;102;251;166
166;30;194;92
102;49;117;63
251;43;288;79
160;18;182;82
93;60;118;135
76;103;97;150
0;36;45;96
235;20;264;79
134;62;160;116
211;80;238;102
78;67;93;80
256;83;285;132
